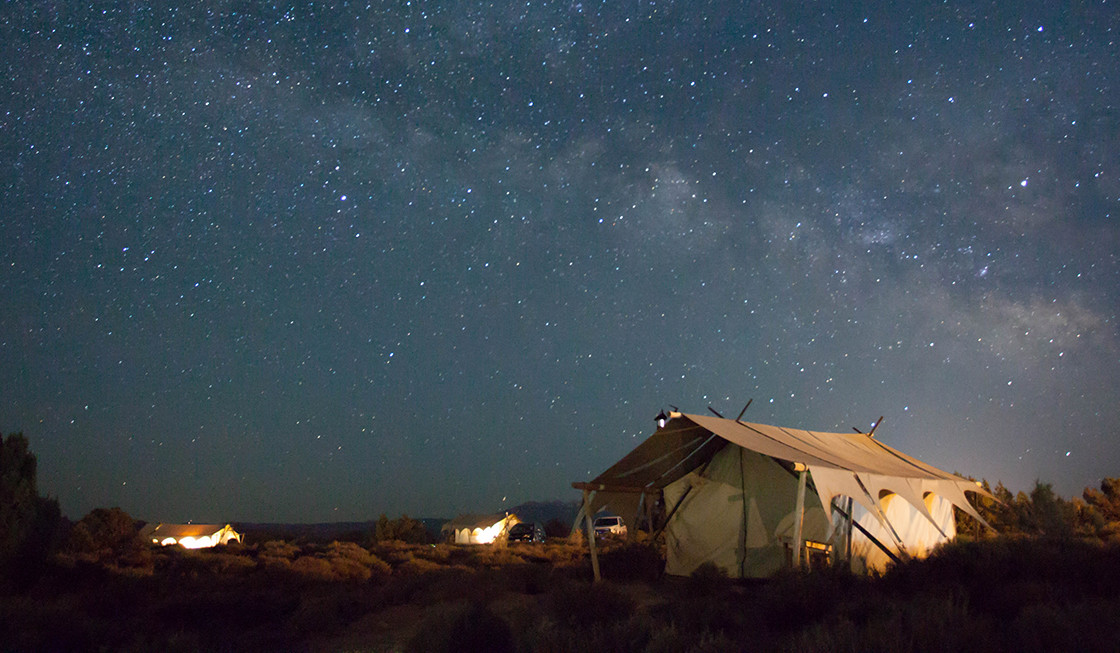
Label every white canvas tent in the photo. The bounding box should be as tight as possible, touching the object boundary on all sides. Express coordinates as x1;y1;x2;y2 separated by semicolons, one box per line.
140;523;243;549
440;513;520;544
574;411;992;578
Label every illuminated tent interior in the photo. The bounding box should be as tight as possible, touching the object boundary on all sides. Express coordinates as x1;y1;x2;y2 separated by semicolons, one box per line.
140;523;244;549
440;513;520;545
574;411;992;578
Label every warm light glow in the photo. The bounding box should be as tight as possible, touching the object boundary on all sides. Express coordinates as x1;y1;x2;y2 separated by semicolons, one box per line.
449;515;518;544
472;521;509;544
176;535;218;549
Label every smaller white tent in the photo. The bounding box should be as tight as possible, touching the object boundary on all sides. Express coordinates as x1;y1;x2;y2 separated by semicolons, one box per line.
140;523;243;549
440;513;519;544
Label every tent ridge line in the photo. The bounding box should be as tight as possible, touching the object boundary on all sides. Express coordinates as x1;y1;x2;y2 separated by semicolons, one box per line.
724;417;838;468
779;426;891;475
865;435;962;481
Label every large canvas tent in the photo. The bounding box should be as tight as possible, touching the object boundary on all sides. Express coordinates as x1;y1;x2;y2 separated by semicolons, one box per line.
574;411;991;578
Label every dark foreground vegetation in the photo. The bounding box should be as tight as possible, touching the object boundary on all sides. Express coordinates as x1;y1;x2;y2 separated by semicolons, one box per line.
2;536;1120;652
5;431;1120;651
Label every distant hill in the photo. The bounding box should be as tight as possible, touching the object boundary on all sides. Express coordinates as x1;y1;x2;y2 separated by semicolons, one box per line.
232;519;448;544
506;499;581;528
230;502;580;544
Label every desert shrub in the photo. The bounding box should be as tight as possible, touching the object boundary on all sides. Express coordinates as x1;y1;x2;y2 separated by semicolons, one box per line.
290;555;337;580
365;552;393;581
405;602;514;653
260;539;300;560
501;562;552;595
469;545;527;568
397;555;447;575
208;551;258;575
373;540;422;566
284;591;371;638
548;579;636;628
533;540;587;567
682;562;732;598
327;541;373;562
1010;602;1074;653
599;541;663;582
323;540;387;580
422;543;455;563
327;555;372;581
758;565;862;634
524;612;656;653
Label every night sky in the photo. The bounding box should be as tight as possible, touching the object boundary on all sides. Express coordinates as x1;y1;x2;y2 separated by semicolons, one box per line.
2;2;1118;524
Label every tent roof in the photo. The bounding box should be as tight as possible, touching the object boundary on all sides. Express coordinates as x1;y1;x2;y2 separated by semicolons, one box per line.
140;523;234;539
586;412;979;491
440;513;516;531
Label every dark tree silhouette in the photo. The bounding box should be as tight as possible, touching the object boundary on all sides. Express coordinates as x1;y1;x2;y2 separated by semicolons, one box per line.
373;513;430;544
0;432;64;589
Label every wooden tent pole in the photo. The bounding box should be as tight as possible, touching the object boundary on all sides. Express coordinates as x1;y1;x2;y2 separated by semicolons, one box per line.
832;502;901;565
845;496;854;564
792;465;808;568
582;489;601;583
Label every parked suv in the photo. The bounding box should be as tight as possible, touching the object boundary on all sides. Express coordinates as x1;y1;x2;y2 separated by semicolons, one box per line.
507;522;545;543
593;515;627;538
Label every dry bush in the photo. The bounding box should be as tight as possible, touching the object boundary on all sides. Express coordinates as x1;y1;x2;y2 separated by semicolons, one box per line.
208;551;258;575
290;556;337;581
365;552;393;581
599;542;663;582
422;543;457;563
372;541;422;566
405;602;514;653
326;555;372;582
533;541;587;566
500;562;552;595
469;546;528;568
261;540;300;560
397;555;447;576
547;579;637;628
326;541;374;563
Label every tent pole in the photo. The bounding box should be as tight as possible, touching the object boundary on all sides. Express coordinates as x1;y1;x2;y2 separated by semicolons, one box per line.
739;446;749;578
643;491;654;535
845;496;854;564
582;489;602;582
735;398;753;423
832;502;901;565
792;465;808;569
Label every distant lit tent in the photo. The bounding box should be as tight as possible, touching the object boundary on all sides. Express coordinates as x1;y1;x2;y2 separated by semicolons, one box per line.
440;513;520;545
573;411;993;579
141;523;243;549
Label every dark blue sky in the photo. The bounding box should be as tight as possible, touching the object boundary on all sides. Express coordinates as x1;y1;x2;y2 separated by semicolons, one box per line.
2;2;1117;523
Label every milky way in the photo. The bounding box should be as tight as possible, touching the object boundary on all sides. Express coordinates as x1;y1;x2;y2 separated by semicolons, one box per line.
2;2;1117;522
